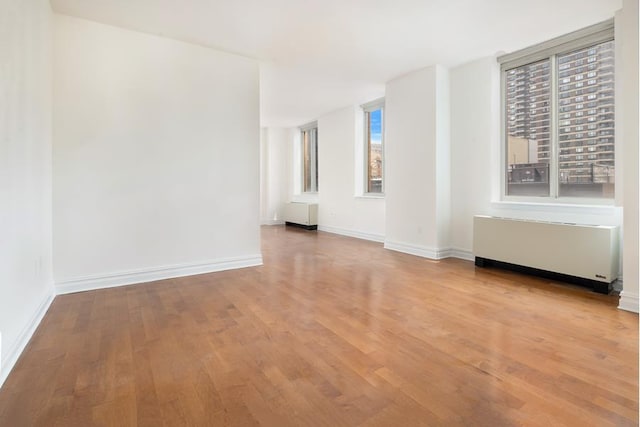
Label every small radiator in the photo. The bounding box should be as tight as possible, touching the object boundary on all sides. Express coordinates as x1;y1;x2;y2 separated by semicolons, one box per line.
284;202;318;230
473;215;619;293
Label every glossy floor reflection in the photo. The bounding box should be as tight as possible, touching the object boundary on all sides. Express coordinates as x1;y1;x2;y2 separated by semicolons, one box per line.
0;225;637;426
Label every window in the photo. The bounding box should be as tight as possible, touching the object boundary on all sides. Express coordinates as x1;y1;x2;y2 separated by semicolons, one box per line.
361;98;385;194
300;123;318;193
500;19;615;200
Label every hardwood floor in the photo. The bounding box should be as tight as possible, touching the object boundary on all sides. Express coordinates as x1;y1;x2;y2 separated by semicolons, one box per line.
0;225;637;426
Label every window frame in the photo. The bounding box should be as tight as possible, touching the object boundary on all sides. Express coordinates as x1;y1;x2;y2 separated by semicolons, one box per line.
361;97;385;197
498;19;615;205
300;121;318;194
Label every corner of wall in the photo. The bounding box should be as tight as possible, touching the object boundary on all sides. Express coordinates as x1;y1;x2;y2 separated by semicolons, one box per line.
0;287;55;389
618;0;640;311
435;65;452;249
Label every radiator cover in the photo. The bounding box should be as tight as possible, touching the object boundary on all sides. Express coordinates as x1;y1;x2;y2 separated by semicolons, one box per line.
473;215;619;290
284;202;318;230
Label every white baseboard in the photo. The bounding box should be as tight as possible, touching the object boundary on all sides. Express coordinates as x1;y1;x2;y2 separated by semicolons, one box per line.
383;240;473;262
384;240;452;260
0;289;55;389
260;219;285;226
56;255;263;295
618;290;639;313
450;248;474;261
318;225;385;243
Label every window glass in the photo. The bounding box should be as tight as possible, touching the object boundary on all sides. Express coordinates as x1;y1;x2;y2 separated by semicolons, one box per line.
506;60;551;196
503;37;615;200
557;41;615;198
366;108;383;193
302;127;318;193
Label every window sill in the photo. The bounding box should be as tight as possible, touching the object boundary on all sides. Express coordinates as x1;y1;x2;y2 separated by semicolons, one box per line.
355;194;385;200
491;200;621;216
292;193;319;204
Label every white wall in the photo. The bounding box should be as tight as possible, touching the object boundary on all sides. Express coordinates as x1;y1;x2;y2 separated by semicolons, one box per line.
617;0;639;312
53;15;262;293
435;70;451;250
450;57;501;257
269;6;637;310
317;106;385;241
450;56;625;256
449;62;624;239
0;0;55;386
260;106;386;240
384;65;451;258
260;127;291;225
448;4;637;311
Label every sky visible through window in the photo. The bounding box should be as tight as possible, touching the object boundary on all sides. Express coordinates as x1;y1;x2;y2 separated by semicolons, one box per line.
370;109;382;144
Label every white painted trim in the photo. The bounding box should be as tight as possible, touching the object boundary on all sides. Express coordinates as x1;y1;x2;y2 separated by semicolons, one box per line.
490;201;621;216
354;194;385;200
498;19;614;70
55;255;263;295
0;289;55;389
261;219;285;226
318;225;384;243
618;291;639;313
299;121;318;131
384;240;452;260
450;248;475;261
291;194;319;204
361;97;385;111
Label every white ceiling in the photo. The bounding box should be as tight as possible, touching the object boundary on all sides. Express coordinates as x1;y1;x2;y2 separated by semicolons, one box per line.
50;0;622;128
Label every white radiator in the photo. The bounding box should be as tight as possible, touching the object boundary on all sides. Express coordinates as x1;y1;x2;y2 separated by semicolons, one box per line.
284;202;318;229
473;215;619;291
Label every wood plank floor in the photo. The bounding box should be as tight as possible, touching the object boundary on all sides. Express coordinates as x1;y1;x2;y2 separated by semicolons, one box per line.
0;225;637;426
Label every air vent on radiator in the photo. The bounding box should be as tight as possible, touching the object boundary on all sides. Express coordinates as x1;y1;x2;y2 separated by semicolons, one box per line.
473;215;619;294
